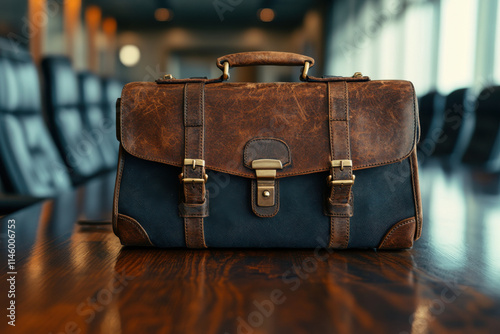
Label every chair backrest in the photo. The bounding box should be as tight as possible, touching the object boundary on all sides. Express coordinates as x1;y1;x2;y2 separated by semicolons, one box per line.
462;86;500;172
41;56;105;182
78;72;117;169
418;91;442;143
0;40;72;196
101;77;122;154
432;88;468;157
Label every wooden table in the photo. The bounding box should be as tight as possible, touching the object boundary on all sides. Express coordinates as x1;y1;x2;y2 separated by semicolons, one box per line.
1;166;500;334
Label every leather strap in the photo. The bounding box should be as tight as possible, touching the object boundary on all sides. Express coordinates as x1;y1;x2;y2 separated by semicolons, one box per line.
327;81;354;249
181;82;208;248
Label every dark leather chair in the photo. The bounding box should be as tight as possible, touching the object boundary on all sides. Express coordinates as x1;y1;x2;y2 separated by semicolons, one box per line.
41;56;105;183
418;91;444;143
0;41;72;197
417;91;445;160
432;88;469;157
101;77;122;154
77;72;117;169
462;86;500;172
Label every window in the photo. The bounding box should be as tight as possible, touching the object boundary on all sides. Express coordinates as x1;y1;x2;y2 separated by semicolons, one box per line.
495;0;500;83
403;2;437;94
437;0;479;94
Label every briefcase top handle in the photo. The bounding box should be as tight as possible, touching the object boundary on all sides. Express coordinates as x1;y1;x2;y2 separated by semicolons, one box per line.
216;51;315;81
156;51;369;84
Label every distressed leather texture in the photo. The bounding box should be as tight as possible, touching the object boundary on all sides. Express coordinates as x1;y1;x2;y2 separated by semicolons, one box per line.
119;81;417;178
113;56;421;249
216;51;314;69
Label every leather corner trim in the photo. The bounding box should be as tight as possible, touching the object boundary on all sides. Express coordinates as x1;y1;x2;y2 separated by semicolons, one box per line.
115;213;153;246
378;217;416;250
243;137;291;169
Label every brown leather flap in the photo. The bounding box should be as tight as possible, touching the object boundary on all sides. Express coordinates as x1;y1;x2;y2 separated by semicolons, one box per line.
119;81;417;179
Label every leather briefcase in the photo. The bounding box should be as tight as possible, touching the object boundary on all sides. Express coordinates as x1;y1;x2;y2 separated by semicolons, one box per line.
113;51;422;249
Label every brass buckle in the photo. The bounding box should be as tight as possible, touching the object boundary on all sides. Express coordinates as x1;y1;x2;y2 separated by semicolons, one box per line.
327;175;356;186
184;158;205;170
252;159;283;207
328;159;355;186
179;173;208;183
330;159;352;171
180;159;207;183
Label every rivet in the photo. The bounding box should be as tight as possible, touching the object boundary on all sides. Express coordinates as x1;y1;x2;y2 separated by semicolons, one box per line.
262;190;271;198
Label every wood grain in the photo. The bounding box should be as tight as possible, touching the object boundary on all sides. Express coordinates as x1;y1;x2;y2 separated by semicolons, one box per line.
1;167;500;334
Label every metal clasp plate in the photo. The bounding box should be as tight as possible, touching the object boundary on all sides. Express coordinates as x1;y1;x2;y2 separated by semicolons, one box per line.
251;159;283;207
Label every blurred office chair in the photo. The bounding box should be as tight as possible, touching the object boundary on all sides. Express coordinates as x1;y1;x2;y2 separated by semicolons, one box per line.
0;40;72;197
433;88;474;167
462;86;500;172
101;77;122;154
417;91;445;160
77;71;117;169
418;91;444;144
41;56;105;183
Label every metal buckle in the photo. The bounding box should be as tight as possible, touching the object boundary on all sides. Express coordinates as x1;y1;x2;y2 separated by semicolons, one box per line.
184;159;205;170
327;175;356;186
251;159;283;207
328;160;355;186
180;159;207;183
179;173;208;183
330;159;352;171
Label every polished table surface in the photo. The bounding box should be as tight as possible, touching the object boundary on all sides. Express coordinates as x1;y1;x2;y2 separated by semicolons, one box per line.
1;164;500;334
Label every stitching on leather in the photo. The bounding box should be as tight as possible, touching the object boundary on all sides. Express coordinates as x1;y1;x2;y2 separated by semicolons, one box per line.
251;180;279;217
199;217;207;248
184;84;188;128
345;217;350;248
329;216;334;248
379;218;415;248
184;217;190;247
327;82;352;249
183;83;207;249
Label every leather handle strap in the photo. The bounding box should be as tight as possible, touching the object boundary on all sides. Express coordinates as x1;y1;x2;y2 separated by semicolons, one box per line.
180;82;208;249
327;81;354;249
216;51;314;69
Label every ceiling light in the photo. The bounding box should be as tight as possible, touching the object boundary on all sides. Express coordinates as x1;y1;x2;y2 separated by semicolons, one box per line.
119;45;141;67
155;8;172;22
258;8;275;22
